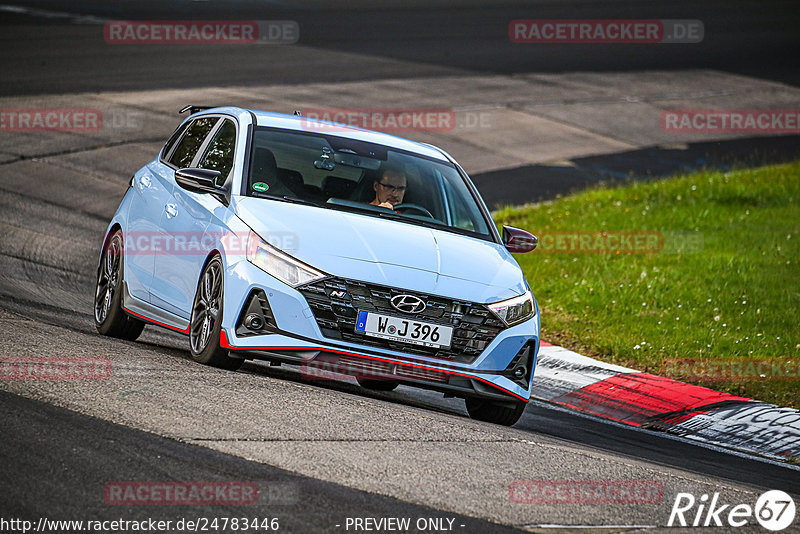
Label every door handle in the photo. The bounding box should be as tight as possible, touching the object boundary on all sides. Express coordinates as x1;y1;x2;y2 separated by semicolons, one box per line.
137;175;151;190
164;203;178;218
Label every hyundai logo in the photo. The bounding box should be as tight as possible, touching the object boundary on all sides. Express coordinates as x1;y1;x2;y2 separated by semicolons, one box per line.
390;294;426;314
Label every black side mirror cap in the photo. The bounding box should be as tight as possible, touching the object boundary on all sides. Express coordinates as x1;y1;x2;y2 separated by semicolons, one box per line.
175;168;230;205
502;225;538;253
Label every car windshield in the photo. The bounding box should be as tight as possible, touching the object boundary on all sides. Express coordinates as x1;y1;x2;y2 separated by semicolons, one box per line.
245;127;493;239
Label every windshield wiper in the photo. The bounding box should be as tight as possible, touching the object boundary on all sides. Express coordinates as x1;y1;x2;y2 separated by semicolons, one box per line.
324;199;482;237
280;195;320;206
251;192;320;207
324;198;446;230
376;210;442;229
324;200;387;215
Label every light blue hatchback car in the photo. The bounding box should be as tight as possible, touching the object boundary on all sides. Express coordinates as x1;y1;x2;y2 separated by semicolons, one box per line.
95;106;540;425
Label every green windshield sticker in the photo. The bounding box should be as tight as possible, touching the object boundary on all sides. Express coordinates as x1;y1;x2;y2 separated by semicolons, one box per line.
253;182;270;192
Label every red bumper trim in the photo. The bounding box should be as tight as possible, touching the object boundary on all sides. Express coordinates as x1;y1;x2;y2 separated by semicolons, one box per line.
220;330;529;403
124;307;190;334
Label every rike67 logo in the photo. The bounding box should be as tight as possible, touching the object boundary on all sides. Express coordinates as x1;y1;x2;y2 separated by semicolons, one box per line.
668;490;796;531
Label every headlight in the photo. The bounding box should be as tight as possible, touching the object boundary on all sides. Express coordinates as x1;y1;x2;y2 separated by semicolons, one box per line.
246;231;326;287
488;290;535;326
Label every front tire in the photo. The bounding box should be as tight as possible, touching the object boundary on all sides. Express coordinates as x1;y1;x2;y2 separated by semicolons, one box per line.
465;397;526;426
94;230;144;340
189;256;243;371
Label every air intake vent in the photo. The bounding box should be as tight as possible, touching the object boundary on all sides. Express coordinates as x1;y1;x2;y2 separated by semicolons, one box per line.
503;341;536;388
236;289;277;337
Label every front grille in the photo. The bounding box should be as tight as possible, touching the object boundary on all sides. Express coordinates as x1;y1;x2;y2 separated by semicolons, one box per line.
296;277;507;363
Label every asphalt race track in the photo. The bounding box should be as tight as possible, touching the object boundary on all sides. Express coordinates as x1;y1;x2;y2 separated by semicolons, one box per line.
1;0;798;95
1;1;799;532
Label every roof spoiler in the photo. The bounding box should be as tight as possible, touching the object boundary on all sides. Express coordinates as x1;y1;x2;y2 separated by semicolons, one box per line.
179;105;216;115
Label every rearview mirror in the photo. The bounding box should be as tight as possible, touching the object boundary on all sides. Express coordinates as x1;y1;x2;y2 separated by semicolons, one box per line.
334;151;381;170
502;225;537;253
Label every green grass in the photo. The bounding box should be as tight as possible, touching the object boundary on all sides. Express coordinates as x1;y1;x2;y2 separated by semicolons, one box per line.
494;162;800;407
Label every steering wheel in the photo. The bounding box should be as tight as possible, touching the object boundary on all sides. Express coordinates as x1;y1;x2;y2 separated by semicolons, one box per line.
393;203;434;218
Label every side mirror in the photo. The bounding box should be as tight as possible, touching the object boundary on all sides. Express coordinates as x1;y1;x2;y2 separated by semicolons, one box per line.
502;225;537;253
175;168;230;205
175;168;223;193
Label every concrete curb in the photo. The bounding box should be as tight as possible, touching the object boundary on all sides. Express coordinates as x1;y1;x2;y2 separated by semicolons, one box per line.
533;342;800;462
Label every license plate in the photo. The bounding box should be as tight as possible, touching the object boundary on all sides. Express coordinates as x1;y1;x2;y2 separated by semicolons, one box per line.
355;311;453;349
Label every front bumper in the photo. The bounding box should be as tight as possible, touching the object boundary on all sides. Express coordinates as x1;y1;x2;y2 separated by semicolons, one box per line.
221;259;539;402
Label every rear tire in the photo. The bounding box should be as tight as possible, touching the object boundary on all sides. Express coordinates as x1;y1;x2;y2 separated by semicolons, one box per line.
357;378;399;391
465;397;526;426
189;256;243;371
94;230;144;341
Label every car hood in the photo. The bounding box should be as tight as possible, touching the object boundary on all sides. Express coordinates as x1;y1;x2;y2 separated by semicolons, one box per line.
232;197;527;303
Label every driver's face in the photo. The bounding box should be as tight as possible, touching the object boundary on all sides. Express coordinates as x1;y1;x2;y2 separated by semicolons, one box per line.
374;171;407;206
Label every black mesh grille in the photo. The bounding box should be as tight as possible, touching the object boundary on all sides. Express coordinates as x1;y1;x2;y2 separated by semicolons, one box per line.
296;277;507;363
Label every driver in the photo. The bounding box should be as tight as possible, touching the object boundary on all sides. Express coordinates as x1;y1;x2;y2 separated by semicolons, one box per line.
370;166;407;209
